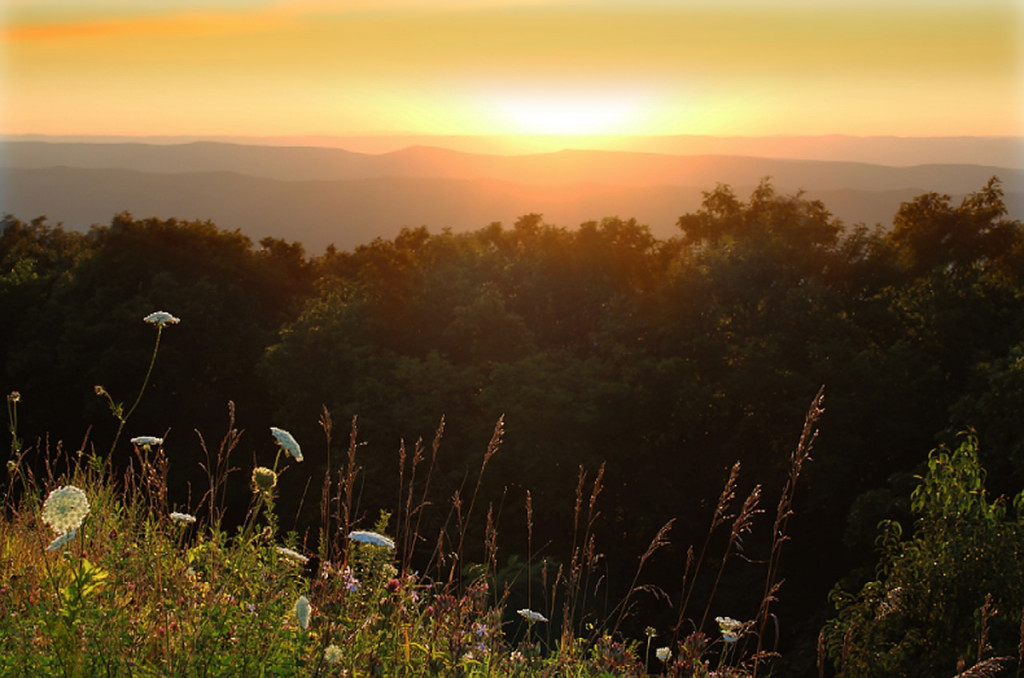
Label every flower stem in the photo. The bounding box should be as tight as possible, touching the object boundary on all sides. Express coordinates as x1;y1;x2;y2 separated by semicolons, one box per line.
109;326;163;456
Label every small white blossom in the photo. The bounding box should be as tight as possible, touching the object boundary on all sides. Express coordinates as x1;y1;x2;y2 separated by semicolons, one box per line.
715;616;743;643
170;512;196;524
294;595;311;630
517;608;548;623
324;644;343;664
276;547;309;565
655;647;671;662
46;528;77;552
270;427;302;462
347;530;395;550
143;311;180;327
131;436;163;447
42;485;90;534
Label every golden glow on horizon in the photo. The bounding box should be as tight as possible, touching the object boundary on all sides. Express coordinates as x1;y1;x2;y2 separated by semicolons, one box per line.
2;1;1021;144
486;90;656;136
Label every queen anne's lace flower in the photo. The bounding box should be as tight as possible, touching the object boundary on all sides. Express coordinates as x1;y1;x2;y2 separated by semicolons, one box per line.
294;595;311;630
655;647;671;662
270;427;302;462
324;644;343;665
170;512;196;523
347;530;395;550
46;528;77;552
715;615;743;643
42;485;90;535
143;311;180;327
276;547;309;565
517;608;548;623
252;466;277;493
131;436;163;447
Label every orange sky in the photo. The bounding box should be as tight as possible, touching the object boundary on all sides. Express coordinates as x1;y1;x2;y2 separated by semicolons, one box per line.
2;1;1022;148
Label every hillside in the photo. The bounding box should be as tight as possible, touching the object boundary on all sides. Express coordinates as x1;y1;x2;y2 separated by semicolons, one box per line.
2;140;1021;252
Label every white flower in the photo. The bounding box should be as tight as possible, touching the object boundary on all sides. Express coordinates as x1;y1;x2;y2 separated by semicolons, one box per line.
46;528;77;552
270;427;302;462
130;436;163;447
347;530;395;550
517;608;548;623
170;512;196;523
324;644;343;664
294;595;311;630
276;547;309;565
42;485;90;534
143;311;180;327
715;616;743;643
655;646;671;662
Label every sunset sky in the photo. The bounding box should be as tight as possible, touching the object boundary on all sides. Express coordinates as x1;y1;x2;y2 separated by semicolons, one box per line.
2;0;1022;147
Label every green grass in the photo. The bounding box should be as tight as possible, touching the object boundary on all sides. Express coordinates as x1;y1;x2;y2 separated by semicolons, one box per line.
0;444;651;676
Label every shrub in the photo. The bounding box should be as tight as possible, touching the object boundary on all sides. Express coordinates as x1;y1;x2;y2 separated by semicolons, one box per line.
823;433;1024;676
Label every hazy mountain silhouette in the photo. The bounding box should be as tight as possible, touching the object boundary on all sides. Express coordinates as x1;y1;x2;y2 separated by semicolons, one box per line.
2;140;1020;252
7;134;1023;166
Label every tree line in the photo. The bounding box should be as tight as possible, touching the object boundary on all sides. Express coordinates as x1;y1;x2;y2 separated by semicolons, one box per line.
2;177;1022;673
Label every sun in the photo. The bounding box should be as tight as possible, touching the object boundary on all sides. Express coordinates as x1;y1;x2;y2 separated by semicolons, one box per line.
485;90;653;137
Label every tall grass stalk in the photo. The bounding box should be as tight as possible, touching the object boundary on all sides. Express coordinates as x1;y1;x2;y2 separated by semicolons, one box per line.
751;385;825;677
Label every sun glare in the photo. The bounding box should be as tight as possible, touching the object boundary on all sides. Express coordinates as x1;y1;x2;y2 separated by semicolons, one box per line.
487;92;651;137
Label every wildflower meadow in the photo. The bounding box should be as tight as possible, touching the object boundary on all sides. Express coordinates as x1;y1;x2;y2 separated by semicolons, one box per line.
0;309;827;677
2;304;1022;676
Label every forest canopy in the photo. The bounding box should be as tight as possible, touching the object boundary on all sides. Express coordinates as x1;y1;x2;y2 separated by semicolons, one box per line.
2;177;1022;672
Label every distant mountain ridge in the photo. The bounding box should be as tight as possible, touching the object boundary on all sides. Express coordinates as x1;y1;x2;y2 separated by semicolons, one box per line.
1;140;1021;252
6;133;1023;167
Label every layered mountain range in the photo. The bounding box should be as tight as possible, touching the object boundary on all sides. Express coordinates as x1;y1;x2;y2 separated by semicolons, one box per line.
2;138;1021;252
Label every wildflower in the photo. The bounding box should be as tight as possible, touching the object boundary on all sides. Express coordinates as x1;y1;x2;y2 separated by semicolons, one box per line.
347;530;395;550
131;436;163;447
46;528;77;552
276;547;309;565
42;485;90;534
7;391;20;403
341;566;360;592
656;647;671;662
715;616;743;643
294;595;311;630
252;466;277;493
270;427;302;462
170;512;196;524
324;644;343;665
473;621;487;637
143;311;180;327
517;608;548;623
510;650;525;663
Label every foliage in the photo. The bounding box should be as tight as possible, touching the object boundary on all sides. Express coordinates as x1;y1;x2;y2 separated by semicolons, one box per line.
2;177;1024;671
823;434;1024;676
0;311;830;677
